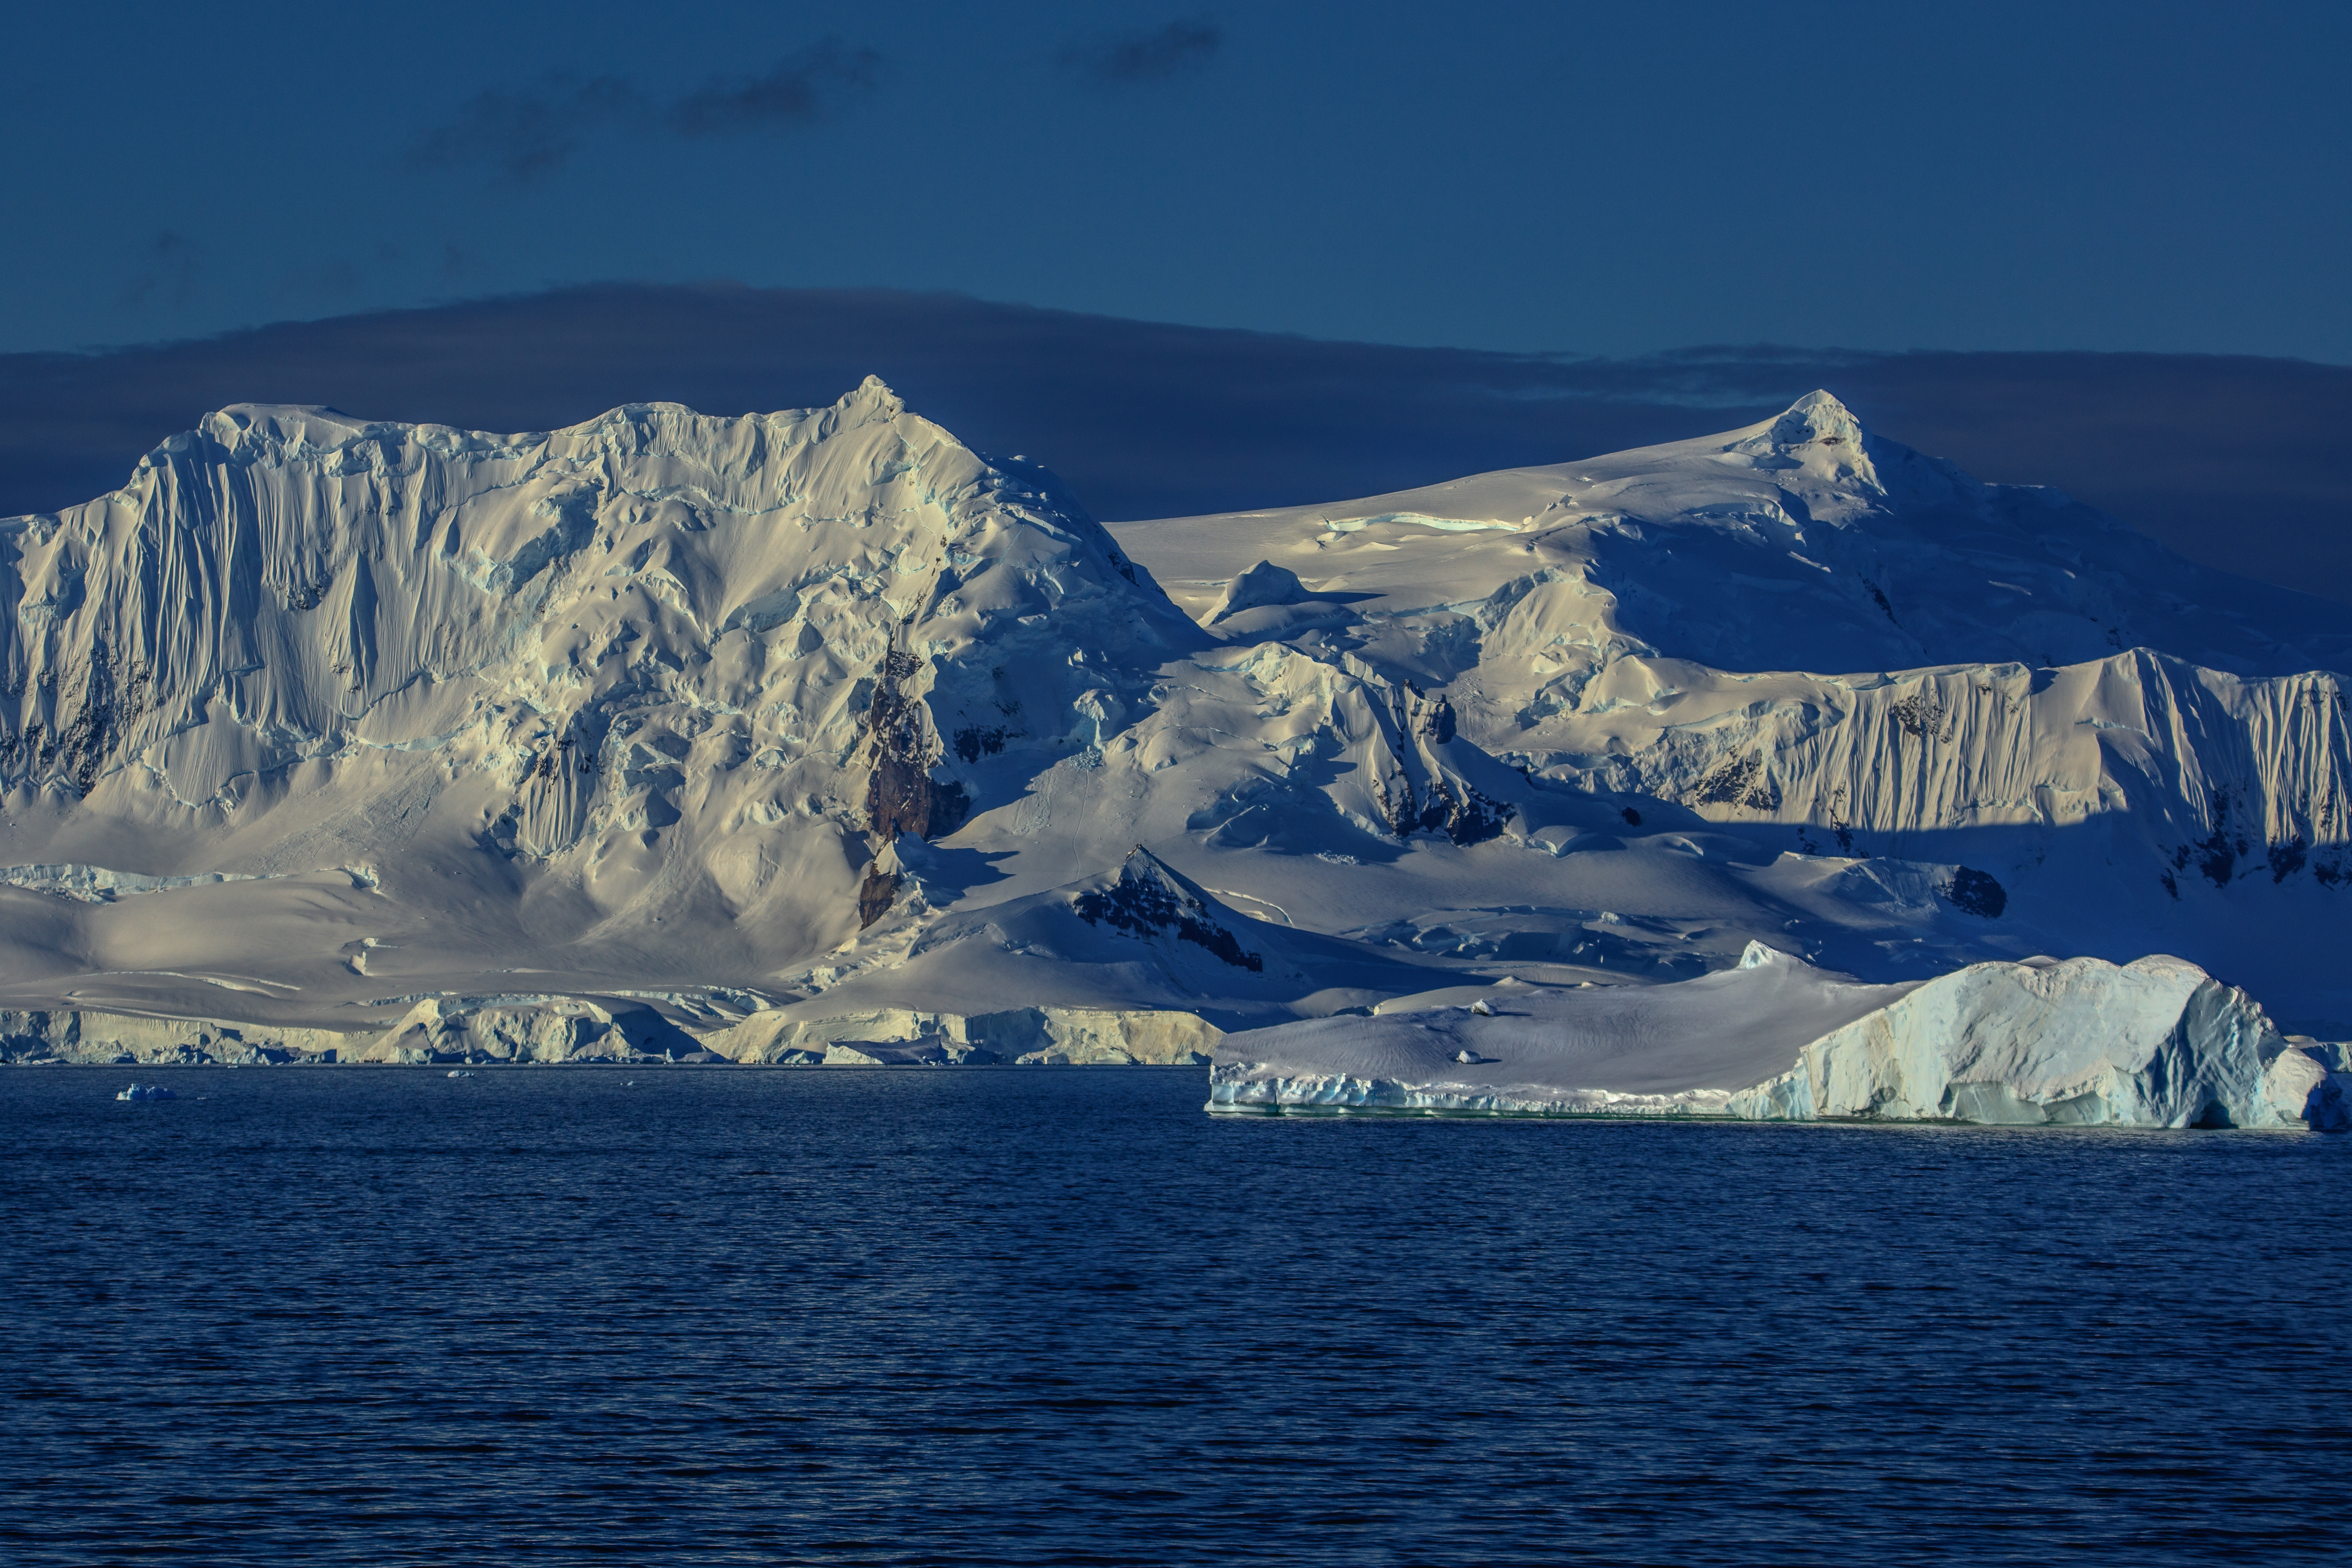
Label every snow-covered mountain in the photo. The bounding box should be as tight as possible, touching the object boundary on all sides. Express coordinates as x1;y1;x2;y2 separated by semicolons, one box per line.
1107;390;2352;1026
0;379;2344;1082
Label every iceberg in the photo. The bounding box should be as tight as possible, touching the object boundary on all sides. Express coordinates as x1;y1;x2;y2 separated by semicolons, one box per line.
114;1082;177;1101
1207;944;2351;1130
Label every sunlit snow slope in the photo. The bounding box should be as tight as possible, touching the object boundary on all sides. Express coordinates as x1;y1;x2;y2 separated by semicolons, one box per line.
1110;391;2352;1030
0;381;2344;1060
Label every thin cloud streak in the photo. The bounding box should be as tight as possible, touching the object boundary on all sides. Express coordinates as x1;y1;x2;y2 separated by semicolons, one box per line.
417;41;883;180
418;73;640;181
1058;19;1221;87
3;285;2346;606
667;40;883;136
119;232;202;309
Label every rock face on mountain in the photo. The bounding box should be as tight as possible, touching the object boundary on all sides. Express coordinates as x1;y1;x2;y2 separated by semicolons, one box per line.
0;380;2344;1085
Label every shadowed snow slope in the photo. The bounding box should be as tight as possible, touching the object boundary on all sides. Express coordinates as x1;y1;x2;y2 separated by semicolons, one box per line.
0;383;2345;1065
1208;943;1914;1115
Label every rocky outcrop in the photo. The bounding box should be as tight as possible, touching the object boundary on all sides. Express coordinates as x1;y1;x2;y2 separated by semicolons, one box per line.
863;635;947;841
1072;850;1264;973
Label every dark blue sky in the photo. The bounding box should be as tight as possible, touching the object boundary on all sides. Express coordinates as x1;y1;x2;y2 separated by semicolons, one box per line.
6;0;2346;360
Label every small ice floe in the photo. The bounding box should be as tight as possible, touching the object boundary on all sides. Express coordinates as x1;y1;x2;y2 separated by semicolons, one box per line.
115;1083;176;1102
446;1070;474;1079
1452;1049;1498;1065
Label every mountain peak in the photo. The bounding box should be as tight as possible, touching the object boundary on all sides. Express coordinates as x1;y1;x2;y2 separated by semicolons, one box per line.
1765;389;1865;449
1724;388;1881;492
837;374;906;419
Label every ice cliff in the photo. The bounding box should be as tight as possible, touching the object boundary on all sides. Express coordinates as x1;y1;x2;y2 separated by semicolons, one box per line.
1206;945;2351;1130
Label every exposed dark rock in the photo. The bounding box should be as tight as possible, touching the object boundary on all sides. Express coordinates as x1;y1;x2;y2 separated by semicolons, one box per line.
1890;690;1954;743
1426;786;1507;846
861;630;959;846
1692;753;1779;810
857;863;900;929
0;642;152;793
2196;836;2235;886
929;781;971;838
1372;771;1507;846
953;724;1010;763
1942;867;2007;919
2192;789;2238;887
1621;806;1642;826
1074;871;1264;972
2269;837;2307;883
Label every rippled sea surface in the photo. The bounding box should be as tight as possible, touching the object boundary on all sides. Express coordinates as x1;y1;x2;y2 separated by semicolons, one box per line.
4;1067;2349;1565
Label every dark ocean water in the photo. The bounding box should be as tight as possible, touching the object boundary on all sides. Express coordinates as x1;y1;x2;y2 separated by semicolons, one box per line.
2;1067;2347;1566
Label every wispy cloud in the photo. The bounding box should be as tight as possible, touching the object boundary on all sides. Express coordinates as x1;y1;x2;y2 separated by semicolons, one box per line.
418;40;883;181
275;243;410;301
667;40;883;136
1058;19;1222;87
419;73;641;182
119;231;201;309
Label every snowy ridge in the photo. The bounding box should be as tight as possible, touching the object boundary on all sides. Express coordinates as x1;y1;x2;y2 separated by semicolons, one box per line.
1108;391;2352;1027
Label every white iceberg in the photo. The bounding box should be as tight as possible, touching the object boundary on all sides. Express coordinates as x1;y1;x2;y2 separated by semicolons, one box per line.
1207;944;2350;1130
114;1082;177;1101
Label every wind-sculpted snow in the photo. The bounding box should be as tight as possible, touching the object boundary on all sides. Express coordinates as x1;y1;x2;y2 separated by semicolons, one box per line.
0;378;1208;1015
0;382;2345;1058
0;376;1182;823
1207;945;2350;1129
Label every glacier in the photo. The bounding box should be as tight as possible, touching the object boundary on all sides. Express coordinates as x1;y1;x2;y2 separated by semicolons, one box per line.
0;377;2343;1125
